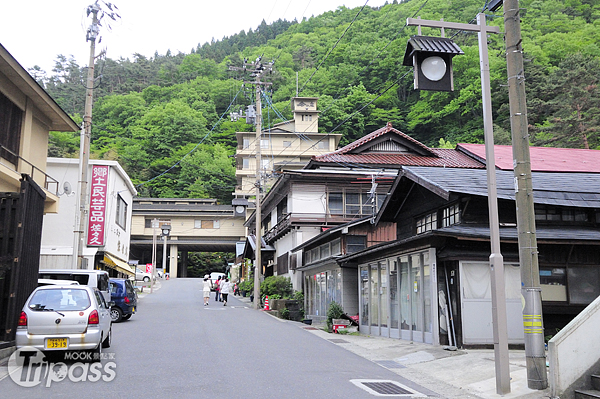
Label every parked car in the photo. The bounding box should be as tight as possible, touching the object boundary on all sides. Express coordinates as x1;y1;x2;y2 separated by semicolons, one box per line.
109;278;137;322
38;269;111;304
209;272;226;291
37;279;80;287
16;285;112;361
135;268;152;282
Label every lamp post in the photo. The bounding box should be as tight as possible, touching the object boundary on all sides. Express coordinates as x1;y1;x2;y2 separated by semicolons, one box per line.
161;224;171;279
405;15;510;395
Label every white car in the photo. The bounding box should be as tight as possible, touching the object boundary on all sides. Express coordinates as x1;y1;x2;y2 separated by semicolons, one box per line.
135;268;152;282
16;285;112;360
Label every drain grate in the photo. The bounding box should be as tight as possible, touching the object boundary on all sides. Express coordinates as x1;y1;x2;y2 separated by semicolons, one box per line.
350;380;426;397
328;338;349;344
375;360;406;369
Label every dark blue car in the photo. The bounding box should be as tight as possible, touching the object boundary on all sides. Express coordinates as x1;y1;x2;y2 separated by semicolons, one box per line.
109;278;137;322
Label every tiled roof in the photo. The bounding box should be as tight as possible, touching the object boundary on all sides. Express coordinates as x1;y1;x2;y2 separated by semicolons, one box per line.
402;166;600;208
457;143;600;173
325;122;435;156
311;149;484;168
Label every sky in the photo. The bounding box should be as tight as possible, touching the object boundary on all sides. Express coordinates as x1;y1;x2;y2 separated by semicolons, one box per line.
0;0;389;74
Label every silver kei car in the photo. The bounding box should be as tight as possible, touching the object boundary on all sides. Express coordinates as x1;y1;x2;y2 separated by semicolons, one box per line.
16;285;112;359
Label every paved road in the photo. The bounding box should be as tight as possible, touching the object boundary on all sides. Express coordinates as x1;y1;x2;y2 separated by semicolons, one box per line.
0;278;435;398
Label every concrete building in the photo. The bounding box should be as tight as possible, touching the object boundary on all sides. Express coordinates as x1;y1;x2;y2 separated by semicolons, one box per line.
234;97;342;198
40;158;137;276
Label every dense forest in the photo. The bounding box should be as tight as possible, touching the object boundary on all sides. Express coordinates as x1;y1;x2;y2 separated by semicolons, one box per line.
33;0;600;204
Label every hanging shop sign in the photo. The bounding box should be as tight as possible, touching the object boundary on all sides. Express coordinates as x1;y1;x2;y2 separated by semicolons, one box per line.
87;165;110;246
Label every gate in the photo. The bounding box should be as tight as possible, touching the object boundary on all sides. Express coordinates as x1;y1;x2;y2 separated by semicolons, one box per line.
0;174;46;345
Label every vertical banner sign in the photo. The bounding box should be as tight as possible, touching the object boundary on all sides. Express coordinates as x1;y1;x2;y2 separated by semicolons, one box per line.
87;165;109;246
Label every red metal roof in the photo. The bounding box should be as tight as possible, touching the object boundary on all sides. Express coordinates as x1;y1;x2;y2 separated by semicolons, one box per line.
457;143;600;173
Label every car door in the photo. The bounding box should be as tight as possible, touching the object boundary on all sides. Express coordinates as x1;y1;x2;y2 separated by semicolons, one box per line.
94;290;112;335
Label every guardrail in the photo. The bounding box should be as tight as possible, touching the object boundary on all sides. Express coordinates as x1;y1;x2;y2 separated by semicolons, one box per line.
0;144;59;195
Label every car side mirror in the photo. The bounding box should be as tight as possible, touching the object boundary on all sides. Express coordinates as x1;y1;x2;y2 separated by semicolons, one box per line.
108;301;115;308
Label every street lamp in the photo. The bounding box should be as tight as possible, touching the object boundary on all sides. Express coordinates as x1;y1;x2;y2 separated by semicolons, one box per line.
161;224;171;279
402;35;464;91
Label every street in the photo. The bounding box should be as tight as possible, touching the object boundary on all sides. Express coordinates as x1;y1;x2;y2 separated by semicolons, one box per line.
0;278;434;398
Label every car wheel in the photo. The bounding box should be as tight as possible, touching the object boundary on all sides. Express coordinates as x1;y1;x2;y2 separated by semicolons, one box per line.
122;314;132;320
143;276;150;282
90;338;102;362
110;307;123;323
102;327;112;349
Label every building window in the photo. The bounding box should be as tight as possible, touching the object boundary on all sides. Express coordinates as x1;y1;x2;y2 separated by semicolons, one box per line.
0;91;23;165
317;140;327;149
416;212;437;234
283;140;292;148
260;139;269;149
242;158;251;169
243;138;250;149
535;206;589;222
328;191;384;217
346;235;366;254
328;193;344;215
261;159;270;171
442;203;460;227
115;195;127;230
194;220;220;229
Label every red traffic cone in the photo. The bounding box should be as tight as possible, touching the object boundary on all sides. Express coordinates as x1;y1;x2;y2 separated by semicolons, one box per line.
263;295;270;311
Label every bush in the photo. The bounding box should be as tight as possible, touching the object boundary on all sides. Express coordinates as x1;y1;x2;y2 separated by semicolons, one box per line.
326;301;344;331
239;280;253;293
260;276;293;298
280;307;290;320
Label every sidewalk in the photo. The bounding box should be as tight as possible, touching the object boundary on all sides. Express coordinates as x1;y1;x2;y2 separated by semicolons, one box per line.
236;295;552;399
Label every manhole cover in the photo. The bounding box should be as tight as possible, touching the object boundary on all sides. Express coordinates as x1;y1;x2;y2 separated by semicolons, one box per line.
375;360;406;369
350;380;426;397
328;338;349;344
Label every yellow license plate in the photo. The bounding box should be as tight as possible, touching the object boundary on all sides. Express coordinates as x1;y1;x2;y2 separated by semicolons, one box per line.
46;338;67;349
132;307;135;312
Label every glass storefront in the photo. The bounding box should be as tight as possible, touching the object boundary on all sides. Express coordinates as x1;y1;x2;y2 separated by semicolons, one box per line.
305;268;343;322
360;249;435;343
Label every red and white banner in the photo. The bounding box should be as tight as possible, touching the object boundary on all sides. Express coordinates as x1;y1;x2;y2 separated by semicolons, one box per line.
87;165;109;246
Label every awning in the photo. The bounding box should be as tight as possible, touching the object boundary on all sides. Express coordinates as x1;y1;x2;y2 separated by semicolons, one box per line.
104;253;135;276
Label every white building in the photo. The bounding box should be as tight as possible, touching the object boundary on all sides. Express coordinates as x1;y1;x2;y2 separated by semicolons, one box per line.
40;158;137;276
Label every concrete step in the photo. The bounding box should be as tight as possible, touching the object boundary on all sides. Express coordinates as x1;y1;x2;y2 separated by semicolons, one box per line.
576;389;600;399
592;375;600;391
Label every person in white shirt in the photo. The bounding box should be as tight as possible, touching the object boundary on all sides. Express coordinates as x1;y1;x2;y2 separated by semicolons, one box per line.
202;275;211;306
220;278;231;306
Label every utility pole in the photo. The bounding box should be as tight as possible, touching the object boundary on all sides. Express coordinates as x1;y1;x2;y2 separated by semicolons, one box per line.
74;2;100;269
230;58;273;310
406;16;510;395
502;0;548;389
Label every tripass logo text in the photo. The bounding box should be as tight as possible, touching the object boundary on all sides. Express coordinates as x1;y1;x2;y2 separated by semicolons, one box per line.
8;347;116;387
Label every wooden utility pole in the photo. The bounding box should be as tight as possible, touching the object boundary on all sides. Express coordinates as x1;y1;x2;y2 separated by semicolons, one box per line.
502;0;548;389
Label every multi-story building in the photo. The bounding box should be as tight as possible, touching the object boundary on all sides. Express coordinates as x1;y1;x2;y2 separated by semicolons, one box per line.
234;97;342;198
39;158;137;276
0;43;79;346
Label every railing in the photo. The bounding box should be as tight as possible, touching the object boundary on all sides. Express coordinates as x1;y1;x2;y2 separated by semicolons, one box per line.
548;294;600;397
0;144;59;195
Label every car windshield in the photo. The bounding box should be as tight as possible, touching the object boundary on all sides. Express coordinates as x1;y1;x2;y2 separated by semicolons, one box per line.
29;288;91;311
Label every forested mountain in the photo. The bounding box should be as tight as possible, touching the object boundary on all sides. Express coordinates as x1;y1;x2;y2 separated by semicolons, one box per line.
35;0;600;202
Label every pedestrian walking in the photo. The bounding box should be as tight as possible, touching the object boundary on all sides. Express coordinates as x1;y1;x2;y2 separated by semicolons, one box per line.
214;276;221;302
220;278;230;306
202;275;211;306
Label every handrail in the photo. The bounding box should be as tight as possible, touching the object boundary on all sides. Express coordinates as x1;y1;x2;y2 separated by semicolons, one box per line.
0;144;59;195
